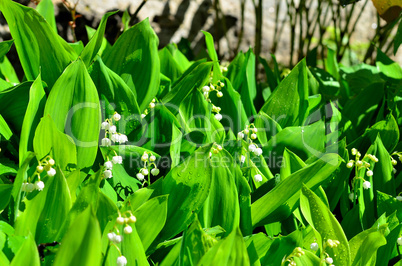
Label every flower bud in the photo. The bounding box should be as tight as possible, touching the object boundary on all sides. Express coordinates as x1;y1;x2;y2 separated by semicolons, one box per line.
366;170;373;177
101;138;111;147
252;128;258;133
216;91;223;98
351;148;357;155
124;225;133;234
151;168;160;176
26;183;35;192
129;215;137;223
363;180;371;189
251;133;257;140
254;148;263;156
202;86;210;93
141;153;149;161
217;145;223;151
113;113;121;121
310;242;319;251
48;159;55;166
325;257;333;264
398;237;402;246
36;165;44;173
141;168;149;175
104;169;112;179
215;113;222;121
149;155;156;162
109;125;117;134
114;234;123;243
104;161;113;169
35;180;45;191
136;173;145;181
355;160;363;167
112;156;123;164
237;132;244;139
254;174;262;182
101;121;109;130
244;129;249;134
240;155;246;163
248;144;256;152
107;232;116;242
116;256;127;266
396;195;402;201
47;168;56;177
149;102;155;108
116;216;125;225
346;160;354;168
141;114;146;119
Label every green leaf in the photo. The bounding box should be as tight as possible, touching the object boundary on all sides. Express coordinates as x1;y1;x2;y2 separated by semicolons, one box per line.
179;216;218;265
19;74;46;165
0;114;12;140
251;153;341;227
0;81;32;133
0;40;13;59
53;207;102;266
33;115;77;171
89;56;141;135
0;184;12;212
104;18;160;112
349;224;387;265
202;31;223;83
198;227;250;265
162;61;212;111
155;145;213;243
44;58;100;169
260;59;309;128
0;0;76;88
159;47;184;84
300;185;351;266
15;167;71;244
36;0;56;33
131;195;168;251
11;152;35;223
80;11;116;67
199;149;240;236
120;223;149;266
10;234;40;266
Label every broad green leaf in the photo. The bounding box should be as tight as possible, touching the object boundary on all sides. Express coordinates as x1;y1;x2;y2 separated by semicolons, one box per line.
159;47;184;84
325;47;340;80
260;230;303;266
56;171;101;241
0;81;32;133
0;40;13;59
251;153;341;227
198;228;250;266
208;77;248;137
0;0;76;88
179;216;218;265
202;31;223;83
89;56;141;136
263;119;325;172
279;148;306;180
120;223;149;266
199;149;240;236
80;12;116;67
260;59;309;128
44;58;100;169
36;0;56;33
155;145;212;243
377;224;402;266
254;111;282;146
96;191;118;235
10;234;40;266
19;74;46;165
0;115;12;140
33;115;77;171
349;224;387;265
11;152;35;223
300;185;351;266
376;48;402;81
131;195;168;251
15;167;71;244
162;61;212;111
0;184;12;212
104;18;160;112
53;207;102;266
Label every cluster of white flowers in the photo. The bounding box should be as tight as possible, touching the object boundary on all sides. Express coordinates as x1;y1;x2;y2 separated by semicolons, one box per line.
101;112;128;146
347;148;379;191
141;98;156;119
22;156;56;193
238;124;262;156
284;247;305;266
108;213;137;266
202;81;224;121
102;155;123;179
136;152;159;183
